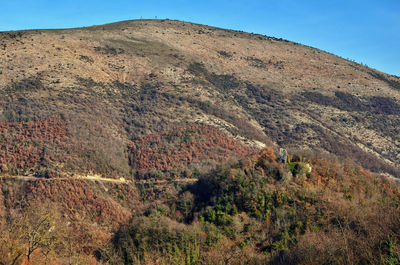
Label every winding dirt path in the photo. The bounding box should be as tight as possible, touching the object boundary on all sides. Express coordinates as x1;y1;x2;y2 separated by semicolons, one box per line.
0;174;198;184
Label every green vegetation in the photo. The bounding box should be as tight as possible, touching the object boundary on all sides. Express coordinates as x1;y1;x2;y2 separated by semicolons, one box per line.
0;123;399;264
5;147;399;264
96;148;400;264
111;217;201;265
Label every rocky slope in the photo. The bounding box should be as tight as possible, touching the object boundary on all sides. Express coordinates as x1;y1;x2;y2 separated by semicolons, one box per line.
1;19;399;180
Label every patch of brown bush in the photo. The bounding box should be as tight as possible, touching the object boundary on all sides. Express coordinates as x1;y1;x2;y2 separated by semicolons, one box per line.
127;124;257;175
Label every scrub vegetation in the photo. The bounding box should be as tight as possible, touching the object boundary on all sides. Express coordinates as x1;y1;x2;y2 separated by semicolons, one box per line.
0;19;399;264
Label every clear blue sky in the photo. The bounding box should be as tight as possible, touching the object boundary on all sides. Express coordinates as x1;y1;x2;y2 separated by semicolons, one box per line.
1;0;399;76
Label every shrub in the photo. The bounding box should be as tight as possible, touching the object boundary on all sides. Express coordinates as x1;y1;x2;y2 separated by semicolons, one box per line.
112;216;202;265
288;162;311;177
217;50;232;58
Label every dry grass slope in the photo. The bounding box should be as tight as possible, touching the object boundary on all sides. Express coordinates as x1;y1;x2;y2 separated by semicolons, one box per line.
1;19;398;179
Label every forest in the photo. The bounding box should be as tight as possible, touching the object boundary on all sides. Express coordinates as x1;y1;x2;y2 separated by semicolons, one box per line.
1;147;399;264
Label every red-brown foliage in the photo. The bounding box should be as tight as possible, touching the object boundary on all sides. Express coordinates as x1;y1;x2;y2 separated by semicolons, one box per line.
23;179;133;226
256;147;275;162
0;116;68;173
127;124;257;174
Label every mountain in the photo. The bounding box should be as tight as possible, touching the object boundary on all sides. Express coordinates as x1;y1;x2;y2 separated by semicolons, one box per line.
0;19;399;264
1;19;399;179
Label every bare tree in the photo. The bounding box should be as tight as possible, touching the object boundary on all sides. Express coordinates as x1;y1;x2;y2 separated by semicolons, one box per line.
0;200;66;265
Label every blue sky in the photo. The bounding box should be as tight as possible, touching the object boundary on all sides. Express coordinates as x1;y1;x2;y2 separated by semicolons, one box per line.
1;0;399;76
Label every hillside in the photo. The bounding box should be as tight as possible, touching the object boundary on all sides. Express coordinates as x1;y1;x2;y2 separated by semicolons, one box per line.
0;19;399;179
1;148;399;264
0;19;399;264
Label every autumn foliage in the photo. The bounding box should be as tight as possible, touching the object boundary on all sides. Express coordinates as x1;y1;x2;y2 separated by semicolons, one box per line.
0;116;68;174
127;124;256;175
